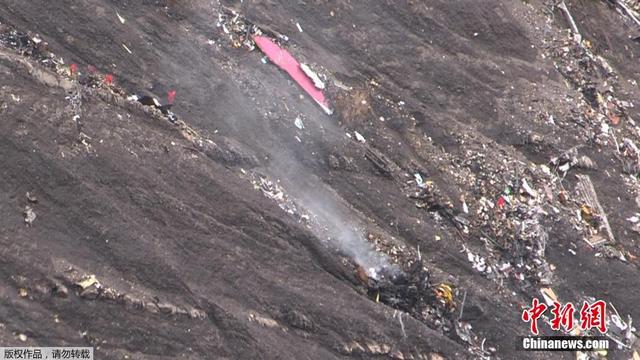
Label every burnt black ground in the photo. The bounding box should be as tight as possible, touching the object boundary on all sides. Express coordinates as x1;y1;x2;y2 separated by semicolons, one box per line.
1;0;640;359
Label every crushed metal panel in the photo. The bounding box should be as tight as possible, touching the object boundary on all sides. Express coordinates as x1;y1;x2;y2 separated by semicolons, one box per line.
575;174;616;244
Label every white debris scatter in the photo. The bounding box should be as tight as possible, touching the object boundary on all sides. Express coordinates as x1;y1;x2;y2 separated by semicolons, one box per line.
300;63;325;89
252;175;303;219
294;116;304;129
296;22;303;32
116;12;126;24
465;248;493;274
354;131;366;143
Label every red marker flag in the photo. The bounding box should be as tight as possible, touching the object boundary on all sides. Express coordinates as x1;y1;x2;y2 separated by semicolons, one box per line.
104;74;114;86
167;90;176;104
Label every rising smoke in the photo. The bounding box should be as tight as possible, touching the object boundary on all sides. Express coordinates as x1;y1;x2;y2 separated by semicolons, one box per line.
268;149;397;278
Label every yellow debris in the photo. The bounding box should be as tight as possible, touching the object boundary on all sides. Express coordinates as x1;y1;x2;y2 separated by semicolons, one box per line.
580;204;597;226
76;274;99;289
435;283;455;308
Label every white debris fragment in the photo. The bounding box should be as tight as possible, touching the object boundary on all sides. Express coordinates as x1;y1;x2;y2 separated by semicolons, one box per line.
296;22;303;33
116;12;126;24
24;205;36;225
547;114;555;125
354;131;366;143
333;80;352;91
627;215;640;223
521;179;538;198
300;63;325;90
462;199;469;214
414;173;426;188
294;116;304;130
122;44;132;54
318;102;334;116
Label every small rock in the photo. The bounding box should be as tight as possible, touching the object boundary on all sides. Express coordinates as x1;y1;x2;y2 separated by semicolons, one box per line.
25;192;37;203
17;333;27;342
157;302;177;315
284;309;314;331
143;301;159;313
100;287;119;301
528;132;543;144
328;154;341;169
248;313;279;328
342;341;365;355
174;307;189;316
390;350;405;359
366;341;390;354
52;284;68;298
189;308;207;319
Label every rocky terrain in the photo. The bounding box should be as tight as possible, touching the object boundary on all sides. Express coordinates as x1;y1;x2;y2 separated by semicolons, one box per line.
2;0;640;359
